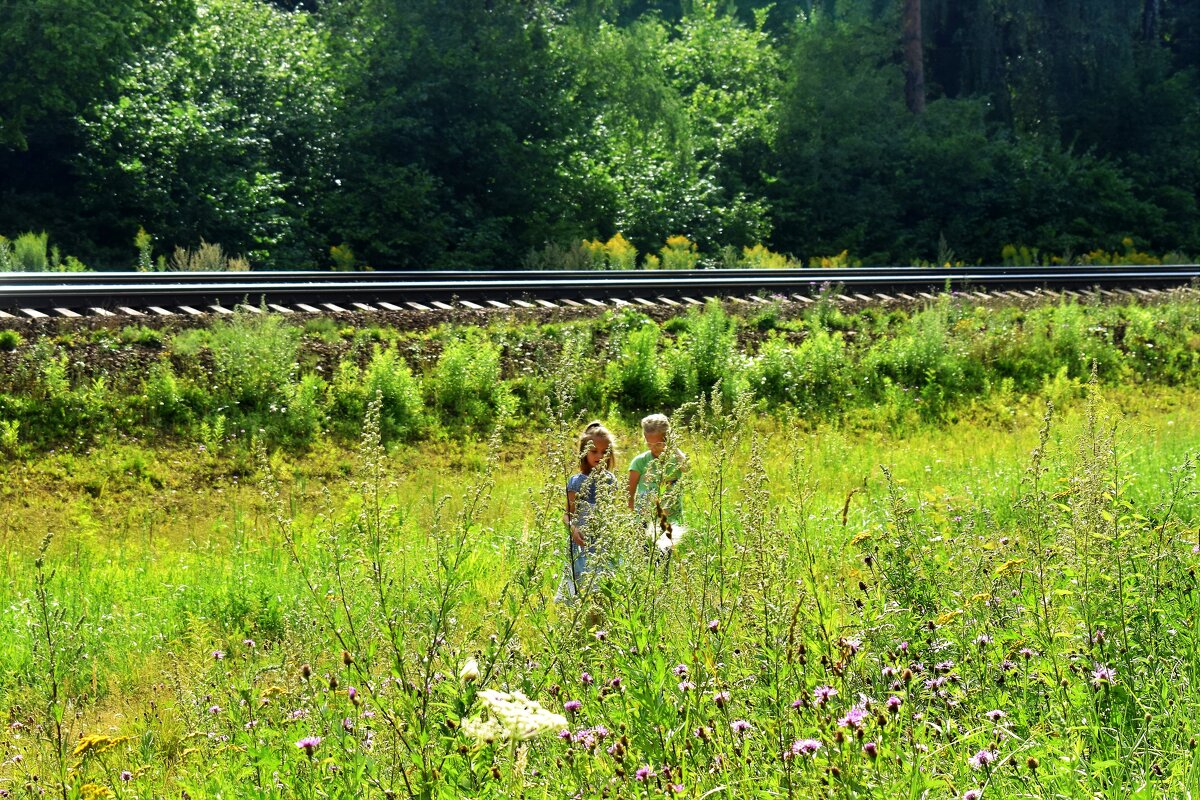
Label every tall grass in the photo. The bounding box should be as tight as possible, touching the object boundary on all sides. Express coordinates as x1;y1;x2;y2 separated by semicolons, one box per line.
2;376;1200;796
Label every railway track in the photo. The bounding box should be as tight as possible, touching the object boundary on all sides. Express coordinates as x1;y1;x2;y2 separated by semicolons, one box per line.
1;265;1198;320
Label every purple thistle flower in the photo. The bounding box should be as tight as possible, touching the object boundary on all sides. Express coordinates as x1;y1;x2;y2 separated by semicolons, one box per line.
558;729;572;740
838;705;867;730
790;698;804;709
886;695;903;713
935;660;955;673
730;719;752;734
673;664;689;677
814;685;838;705
1019;647;1037;660
963;790;982;800
609;677;622;691
296;736;322;756
242;639;255;649
635;765;655;782
791;738;822;757
593;629;607;641
862;741;878;759
969;749;997;770
342;717;354;732
1091;664;1116;686
985;709;1006;722
581;672;594;686
713;691;730;708
975;634;992;647
119;771;132;783
208;705;221;715
707;619;720;633
212;650;225;660
678;680;696;693
564;700;582;712
882;666;897;678
667;784;685;794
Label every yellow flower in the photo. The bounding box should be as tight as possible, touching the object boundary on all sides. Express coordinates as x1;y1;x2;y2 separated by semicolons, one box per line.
934;610;963;626
72;734;132;759
995;558;1026;576
79;784;114;800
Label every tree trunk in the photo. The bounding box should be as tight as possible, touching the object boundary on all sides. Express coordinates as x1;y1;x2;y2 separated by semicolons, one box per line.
903;0;925;114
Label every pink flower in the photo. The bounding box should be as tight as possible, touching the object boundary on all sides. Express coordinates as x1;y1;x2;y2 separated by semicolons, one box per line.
296;736;322;756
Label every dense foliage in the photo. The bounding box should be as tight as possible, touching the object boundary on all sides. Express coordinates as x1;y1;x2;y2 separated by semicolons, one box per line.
4;294;1200;455
1;0;1198;267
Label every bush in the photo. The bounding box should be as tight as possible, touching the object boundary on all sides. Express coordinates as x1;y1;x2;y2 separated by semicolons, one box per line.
605;323;665;411
0;330;23;351
364;346;424;441
207;312;300;411
429;334;508;429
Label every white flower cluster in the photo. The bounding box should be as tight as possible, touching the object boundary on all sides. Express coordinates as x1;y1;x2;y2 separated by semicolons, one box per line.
462;689;567;743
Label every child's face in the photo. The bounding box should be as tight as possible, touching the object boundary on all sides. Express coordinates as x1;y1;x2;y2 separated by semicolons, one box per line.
644;430;666;457
585;439;610;470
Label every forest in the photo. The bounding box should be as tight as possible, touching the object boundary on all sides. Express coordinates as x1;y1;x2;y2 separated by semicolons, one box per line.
1;0;1198;269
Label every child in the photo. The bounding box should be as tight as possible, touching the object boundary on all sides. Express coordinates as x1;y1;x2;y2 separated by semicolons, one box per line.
562;425;618;597
628;413;688;551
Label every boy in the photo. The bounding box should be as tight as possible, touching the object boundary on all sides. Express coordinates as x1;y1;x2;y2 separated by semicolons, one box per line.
628;414;687;549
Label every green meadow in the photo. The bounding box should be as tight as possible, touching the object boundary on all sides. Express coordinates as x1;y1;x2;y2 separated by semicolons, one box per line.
3;297;1200;798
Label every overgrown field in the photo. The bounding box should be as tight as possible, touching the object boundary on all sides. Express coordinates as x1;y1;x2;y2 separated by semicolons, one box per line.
3;298;1200;798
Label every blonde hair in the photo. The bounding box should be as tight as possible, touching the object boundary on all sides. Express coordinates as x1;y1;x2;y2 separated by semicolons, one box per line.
640;413;670;435
577;425;616;470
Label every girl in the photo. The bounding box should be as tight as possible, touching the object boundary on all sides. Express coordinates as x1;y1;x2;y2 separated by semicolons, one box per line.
562;425;618;598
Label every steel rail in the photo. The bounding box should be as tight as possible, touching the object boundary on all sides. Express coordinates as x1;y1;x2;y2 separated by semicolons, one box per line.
2;265;1198;313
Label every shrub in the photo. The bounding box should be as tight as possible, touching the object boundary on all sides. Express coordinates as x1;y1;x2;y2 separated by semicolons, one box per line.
207;312;299;410
430;334;508;429
605;323;665;411
12;231;48;271
660;235;700;270
363;346;423;440
0;330;23;351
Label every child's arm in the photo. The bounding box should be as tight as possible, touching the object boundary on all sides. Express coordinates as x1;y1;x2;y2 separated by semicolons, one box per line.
566;489;585;546
627;470;641;510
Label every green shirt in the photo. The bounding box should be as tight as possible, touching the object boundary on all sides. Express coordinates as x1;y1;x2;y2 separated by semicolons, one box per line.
629;449;685;522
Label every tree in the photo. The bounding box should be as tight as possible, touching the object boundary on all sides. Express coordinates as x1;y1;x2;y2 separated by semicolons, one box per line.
76;0;340;266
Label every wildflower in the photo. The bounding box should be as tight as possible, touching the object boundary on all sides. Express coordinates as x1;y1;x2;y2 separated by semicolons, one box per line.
459;659;480;683
886;695;903;713
985;709;1006;722
791;738;822;757
288;708;309;720
713;691;730;708
635;765;655;782
678;680;695;693
119;771;132;783
342;650;354;666
790;698;804;709
208;705;221;715
693;726;711;741
342;717;354;732
242;639;255;649
564;700;582;713
296;736;322;756
244;720;257;731
1019;648;1036;660
838;706;867;730
969;749;997;770
862;741;878;759
667;784;685;794
673;664;689;677
609;677;622;691
593;630;607;641
468;689;568;742
557;729;572;740
300;663;312;681
882;666;897;678
707;619;720;633
935;660;955;673
730;720;752;734
841;637;862;654
581;672;594;687
814;685;838;705
1091;664;1116;687
347;686;360;705
963;790;982;800
212;650;225;661
974;635;992;648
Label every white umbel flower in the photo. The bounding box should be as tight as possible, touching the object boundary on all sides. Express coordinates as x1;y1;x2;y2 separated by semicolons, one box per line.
462;689;567;743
